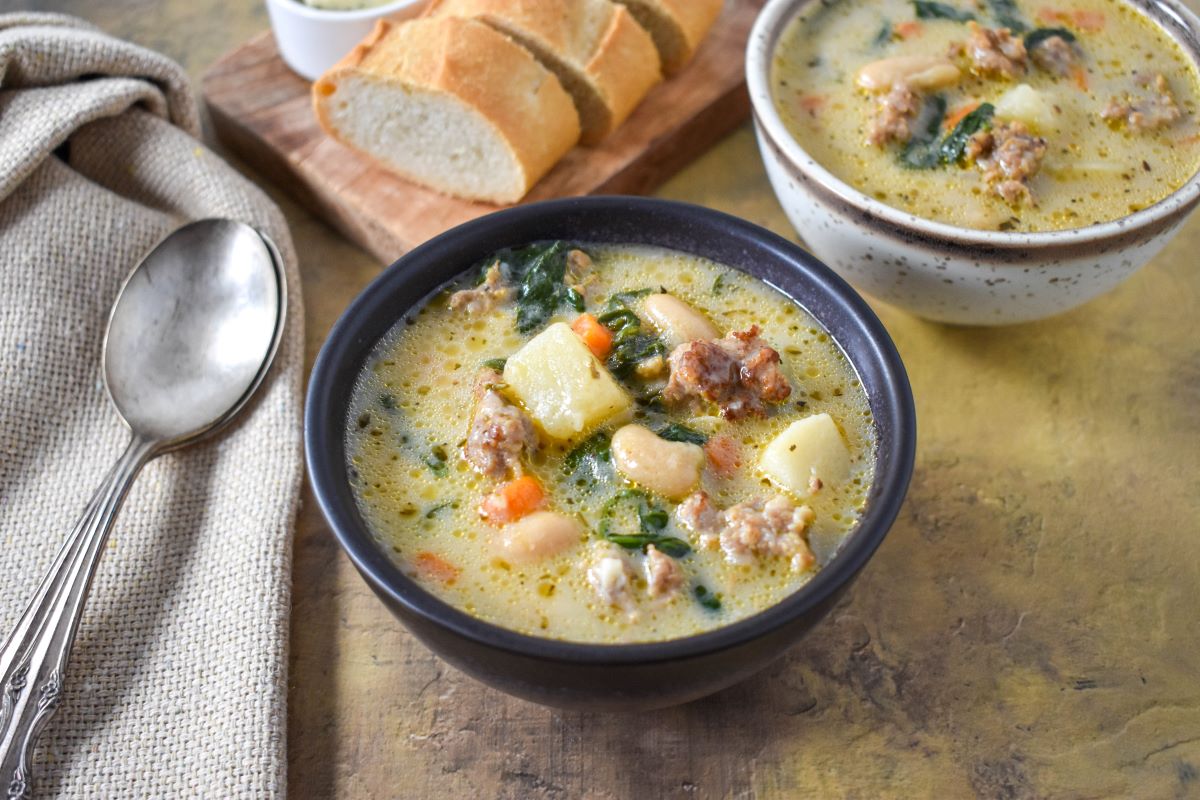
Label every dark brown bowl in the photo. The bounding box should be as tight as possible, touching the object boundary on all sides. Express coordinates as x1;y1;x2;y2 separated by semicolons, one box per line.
305;197;916;711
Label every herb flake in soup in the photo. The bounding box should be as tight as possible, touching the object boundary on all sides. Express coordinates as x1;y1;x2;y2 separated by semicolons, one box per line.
773;0;1200;231
346;243;875;644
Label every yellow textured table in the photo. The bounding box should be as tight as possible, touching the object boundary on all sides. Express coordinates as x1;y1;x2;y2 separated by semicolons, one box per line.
13;1;1200;795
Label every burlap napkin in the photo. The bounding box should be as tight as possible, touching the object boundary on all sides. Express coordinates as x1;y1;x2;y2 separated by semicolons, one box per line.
0;13;302;797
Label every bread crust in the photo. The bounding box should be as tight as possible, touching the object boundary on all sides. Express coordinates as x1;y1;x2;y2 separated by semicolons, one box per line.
614;0;724;74
425;0;661;143
312;17;581;203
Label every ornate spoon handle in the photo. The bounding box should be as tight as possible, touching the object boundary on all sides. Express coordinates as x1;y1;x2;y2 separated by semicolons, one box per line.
0;437;156;799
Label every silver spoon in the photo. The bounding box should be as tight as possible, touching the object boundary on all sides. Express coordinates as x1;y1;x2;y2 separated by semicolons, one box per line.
0;219;287;798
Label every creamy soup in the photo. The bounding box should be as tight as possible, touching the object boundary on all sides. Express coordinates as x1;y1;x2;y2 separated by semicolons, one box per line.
346;243;875;644
773;0;1200;231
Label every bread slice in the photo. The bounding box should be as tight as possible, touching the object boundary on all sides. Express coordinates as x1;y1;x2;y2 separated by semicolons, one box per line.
313;17;581;204
425;0;661;145
612;0;724;74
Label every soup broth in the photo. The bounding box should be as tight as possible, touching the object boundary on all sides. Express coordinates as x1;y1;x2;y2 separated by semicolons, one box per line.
773;0;1200;231
346;244;875;644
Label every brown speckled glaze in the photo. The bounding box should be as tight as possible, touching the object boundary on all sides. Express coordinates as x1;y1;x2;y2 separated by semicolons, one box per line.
747;0;1200;325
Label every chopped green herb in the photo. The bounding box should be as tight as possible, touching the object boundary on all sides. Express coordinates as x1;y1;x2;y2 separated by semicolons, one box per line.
599;489;690;557
900;95;947;169
424;445;449;477
872;18;893;47
712;273;728;295
913;0;975;21
694;585;722;611
1024;26;1076;51
482;358;507;371
563;432;612;480
940;102;995;164
987;0;1027;32
425;501;454;519
601;288;654;314
655;423;708;445
379;393;397;409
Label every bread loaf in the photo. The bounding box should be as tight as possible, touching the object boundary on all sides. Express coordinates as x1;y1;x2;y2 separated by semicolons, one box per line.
313;17;581;204
425;0;662;144
612;0;724;74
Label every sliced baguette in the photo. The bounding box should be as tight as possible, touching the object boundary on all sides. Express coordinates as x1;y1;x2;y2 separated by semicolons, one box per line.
425;0;661;145
612;0;724;74
313;17;581;204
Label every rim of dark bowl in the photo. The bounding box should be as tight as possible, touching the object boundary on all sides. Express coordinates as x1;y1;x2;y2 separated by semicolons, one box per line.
305;196;916;667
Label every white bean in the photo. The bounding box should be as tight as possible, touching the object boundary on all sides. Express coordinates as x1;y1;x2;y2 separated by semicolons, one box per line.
642;293;718;348
494;511;581;563
611;424;705;500
856;55;961;92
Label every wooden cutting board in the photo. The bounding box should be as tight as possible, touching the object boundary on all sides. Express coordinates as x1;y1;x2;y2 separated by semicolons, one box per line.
201;0;766;263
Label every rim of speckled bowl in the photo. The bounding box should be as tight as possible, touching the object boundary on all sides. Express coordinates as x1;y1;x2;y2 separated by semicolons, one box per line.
747;0;1200;254
305;197;916;666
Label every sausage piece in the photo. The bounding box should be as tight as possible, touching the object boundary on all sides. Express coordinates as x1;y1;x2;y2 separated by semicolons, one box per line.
966;121;1048;207
677;491;817;573
464;369;536;478
663;326;791;421
965;22;1027;79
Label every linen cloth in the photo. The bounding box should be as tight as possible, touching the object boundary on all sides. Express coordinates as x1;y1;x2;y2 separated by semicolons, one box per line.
0;13;302;797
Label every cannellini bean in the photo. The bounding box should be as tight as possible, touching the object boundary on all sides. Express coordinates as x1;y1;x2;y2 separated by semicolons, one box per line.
642;294;718;348
856;55;962;92
493;511;581;563
611;424;705;500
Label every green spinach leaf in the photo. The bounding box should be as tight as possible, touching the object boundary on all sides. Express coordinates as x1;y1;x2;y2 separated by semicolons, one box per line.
900;94;948;169
563;432;612;481
872;18;893;47
598;298;666;379
655;423;708;445
1024;26;1076;50
940;102;995;164
987;0;1027;32
913;0;976;21
694;584;722;611
599;489;691;557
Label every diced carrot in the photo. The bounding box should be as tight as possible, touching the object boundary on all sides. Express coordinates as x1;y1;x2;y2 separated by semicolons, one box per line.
1037;7;1065;24
944;101;982;132
894;20;923;39
479;475;545;525
1071;65;1089;91
414;551;460;584
1071;9;1105;30
798;94;828;115
704;435;742;479
571;313;613;360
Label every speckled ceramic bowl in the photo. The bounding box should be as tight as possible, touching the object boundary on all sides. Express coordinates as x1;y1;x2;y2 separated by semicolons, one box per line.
747;0;1200;325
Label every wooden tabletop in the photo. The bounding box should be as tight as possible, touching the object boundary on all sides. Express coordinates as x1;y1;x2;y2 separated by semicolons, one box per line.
16;1;1200;796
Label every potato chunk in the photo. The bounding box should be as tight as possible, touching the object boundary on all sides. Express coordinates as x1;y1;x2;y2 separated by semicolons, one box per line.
759;413;852;498
503;322;631;440
994;84;1054;132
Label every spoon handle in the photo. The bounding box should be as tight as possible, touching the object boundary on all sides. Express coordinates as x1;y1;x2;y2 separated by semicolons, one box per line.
0;437;156;799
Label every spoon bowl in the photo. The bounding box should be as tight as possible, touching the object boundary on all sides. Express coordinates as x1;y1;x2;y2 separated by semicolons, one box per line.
104;219;285;445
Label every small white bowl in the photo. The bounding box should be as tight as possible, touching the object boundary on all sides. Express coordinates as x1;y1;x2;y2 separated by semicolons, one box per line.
266;0;426;81
746;0;1200;325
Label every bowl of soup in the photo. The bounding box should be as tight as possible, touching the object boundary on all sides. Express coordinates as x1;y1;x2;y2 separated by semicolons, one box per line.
306;198;915;710
747;0;1200;324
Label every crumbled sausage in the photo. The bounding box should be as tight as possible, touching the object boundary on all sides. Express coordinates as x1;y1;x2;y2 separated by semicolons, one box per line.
867;82;922;147
464;369;535;478
966;121;1047;206
448;261;510;314
1029;34;1078;77
965;22;1027;79
586;544;637;613
644;545;684;599
1101;73;1183;132
676;491;724;551
663;326;791;421
676;492;817;573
